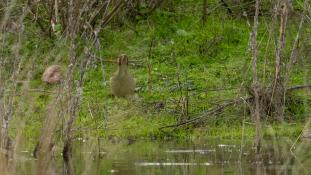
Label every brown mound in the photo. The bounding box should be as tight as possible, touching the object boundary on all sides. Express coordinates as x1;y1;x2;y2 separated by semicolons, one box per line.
42;65;61;84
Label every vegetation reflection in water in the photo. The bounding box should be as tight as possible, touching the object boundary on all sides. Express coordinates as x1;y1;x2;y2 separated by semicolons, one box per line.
13;138;311;175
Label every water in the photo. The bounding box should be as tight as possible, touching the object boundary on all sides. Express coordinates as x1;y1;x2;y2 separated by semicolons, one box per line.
13;138;311;174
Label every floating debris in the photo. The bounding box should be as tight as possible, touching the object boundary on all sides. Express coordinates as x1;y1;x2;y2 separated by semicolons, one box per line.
110;169;119;173
218;144;236;148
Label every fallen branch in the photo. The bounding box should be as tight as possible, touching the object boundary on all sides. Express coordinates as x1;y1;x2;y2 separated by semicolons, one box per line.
4;88;55;95
159;97;252;129
159;84;310;129
287;85;311;92
90;54;144;67
97;0;125;29
188;87;240;92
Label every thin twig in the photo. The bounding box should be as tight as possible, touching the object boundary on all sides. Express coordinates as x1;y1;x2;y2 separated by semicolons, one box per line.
90;54;143;66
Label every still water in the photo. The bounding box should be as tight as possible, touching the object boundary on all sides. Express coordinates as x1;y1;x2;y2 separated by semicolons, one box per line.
16;138;311;175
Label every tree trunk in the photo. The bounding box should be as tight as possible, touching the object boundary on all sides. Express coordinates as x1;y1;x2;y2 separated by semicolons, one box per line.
250;0;261;153
271;1;289;121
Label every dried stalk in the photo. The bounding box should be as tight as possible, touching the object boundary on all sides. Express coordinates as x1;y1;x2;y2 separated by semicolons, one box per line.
63;47;90;175
54;0;60;31
0;4;26;164
95;0;125;31
67;0;75;37
284;0;309;99
35;97;61;175
250;0;261;153
290;0;308;65
262;2;279;84
0;0;16;31
147;37;155;92
271;0;289;121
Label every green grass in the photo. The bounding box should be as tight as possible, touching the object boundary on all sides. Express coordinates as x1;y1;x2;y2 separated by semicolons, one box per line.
2;1;310;143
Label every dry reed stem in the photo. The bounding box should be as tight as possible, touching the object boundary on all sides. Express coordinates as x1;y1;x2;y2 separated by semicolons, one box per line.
284;0;309;95
62;47;91;175
35;97;62;175
262;2;279;84
250;0;262;153
271;0;289;121
0;2;26;167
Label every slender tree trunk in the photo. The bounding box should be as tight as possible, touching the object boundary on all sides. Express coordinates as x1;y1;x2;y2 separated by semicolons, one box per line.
63;46;90;175
54;0;59;23
250;0;261;153
67;0;75;37
271;1;289;121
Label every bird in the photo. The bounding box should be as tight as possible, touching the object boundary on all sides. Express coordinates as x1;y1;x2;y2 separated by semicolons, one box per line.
42;65;61;84
110;54;136;97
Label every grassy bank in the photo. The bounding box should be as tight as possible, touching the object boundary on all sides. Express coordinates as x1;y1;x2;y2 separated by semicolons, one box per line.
3;1;310;145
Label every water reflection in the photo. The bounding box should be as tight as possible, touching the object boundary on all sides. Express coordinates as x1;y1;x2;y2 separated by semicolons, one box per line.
12;138;311;175
135;162;211;166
